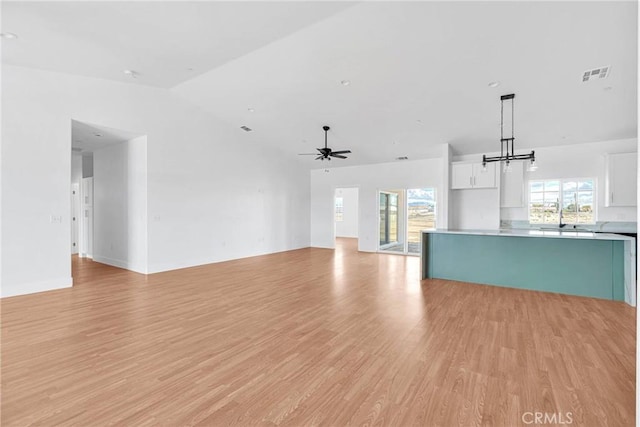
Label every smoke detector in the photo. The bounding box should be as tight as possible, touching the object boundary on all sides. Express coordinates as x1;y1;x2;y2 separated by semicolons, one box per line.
582;65;610;82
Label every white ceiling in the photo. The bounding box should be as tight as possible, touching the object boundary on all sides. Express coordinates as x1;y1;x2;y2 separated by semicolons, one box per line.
72;120;142;154
1;2;355;87
3;1;638;167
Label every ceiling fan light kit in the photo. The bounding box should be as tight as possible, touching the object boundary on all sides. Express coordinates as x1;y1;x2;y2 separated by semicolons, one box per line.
481;93;537;173
298;125;352;161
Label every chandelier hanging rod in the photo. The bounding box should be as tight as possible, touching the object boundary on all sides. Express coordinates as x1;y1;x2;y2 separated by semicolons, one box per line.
481;93;536;169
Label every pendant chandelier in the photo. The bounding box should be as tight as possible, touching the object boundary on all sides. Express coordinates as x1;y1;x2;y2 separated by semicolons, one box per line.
482;93;537;172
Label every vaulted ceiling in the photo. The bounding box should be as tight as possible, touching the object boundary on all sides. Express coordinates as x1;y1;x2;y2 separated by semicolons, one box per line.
2;1;637;167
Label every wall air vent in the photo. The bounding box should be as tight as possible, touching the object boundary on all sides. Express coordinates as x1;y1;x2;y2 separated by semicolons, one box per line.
240;125;253;132
582;65;610;82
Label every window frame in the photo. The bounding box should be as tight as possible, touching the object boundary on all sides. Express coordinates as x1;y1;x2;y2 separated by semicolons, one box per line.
527;177;597;225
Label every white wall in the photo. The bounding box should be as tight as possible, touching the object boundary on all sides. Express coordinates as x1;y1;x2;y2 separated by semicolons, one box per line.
311;157;445;251
71;154;82;184
1;65;310;297
500;138;637;223
82;154;93;178
335;187;358;238
93;136;148;273
451;188;501;230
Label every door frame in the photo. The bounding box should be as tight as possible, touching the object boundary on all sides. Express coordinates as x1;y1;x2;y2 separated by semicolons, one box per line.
332;185;360;246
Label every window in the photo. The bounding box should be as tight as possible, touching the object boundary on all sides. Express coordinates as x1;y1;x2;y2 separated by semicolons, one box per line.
335;197;343;222
529;179;595;224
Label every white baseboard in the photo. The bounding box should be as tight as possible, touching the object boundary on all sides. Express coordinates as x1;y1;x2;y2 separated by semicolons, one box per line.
1;276;73;298
92;255;147;274
147;244;310;274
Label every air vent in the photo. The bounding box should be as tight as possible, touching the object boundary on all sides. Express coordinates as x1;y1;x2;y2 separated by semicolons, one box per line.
240;125;253;132
582;65;610;82
396;156;409;160
72;147;82;152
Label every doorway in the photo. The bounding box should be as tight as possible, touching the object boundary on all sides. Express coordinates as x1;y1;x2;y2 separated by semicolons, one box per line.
335;187;359;252
378;188;436;255
70;120;148;281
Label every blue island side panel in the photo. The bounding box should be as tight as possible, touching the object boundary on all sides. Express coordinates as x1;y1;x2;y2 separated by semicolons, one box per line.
426;233;623;301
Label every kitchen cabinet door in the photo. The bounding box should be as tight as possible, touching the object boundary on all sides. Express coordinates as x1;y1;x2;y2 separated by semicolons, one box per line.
451;163;474;189
473;163;497;189
606;153;637;207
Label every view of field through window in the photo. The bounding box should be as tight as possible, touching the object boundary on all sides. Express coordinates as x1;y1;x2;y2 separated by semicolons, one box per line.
407;188;436;245
529;179;594;224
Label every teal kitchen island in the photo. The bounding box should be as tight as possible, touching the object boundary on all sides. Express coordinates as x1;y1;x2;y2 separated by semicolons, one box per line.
421;229;636;306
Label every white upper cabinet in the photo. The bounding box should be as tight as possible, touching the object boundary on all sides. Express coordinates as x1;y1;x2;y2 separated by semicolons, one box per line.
605;152;637;207
500;161;524;207
451;162;496;189
451;163;474;189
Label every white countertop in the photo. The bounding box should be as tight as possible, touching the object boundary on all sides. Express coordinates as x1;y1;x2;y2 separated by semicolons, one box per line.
422;228;635;241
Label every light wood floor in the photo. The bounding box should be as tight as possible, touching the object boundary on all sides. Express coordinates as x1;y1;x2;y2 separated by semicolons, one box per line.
2;238;635;426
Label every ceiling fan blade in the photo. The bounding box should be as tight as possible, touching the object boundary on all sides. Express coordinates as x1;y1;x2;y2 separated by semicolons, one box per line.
330;150;351;155
330;153;348;159
315;155;324;160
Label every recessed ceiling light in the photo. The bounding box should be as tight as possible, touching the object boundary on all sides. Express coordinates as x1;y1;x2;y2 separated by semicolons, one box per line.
247;108;255;113
604;86;613;91
187;68;194;72
123;69;139;78
340;80;351;86
93;132;102;137
0;32;18;39
488;81;500;88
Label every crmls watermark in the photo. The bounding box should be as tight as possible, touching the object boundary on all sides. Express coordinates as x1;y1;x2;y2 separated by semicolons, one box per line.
521;412;573;425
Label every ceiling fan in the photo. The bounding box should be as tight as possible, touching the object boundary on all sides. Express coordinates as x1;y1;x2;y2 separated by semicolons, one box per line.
299;126;351;161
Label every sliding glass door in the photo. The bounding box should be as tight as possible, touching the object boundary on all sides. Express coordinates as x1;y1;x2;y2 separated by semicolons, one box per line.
379;188;435;255
379;191;401;251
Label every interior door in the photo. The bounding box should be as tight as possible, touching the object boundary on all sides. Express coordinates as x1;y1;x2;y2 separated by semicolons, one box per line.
81;177;94;258
71;184;79;254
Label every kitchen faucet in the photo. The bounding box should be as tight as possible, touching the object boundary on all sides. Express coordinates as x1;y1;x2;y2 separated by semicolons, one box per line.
559;207;567;228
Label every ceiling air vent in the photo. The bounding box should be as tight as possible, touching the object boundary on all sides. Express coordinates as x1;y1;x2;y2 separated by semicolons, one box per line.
582;65;610;82
396;156;409;160
240;125;253;132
